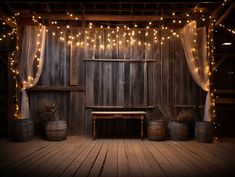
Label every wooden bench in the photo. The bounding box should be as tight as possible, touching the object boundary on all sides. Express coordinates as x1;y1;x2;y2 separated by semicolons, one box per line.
92;111;146;140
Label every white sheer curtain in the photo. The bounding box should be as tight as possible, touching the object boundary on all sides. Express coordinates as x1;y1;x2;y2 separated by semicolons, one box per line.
19;25;46;119
180;21;211;121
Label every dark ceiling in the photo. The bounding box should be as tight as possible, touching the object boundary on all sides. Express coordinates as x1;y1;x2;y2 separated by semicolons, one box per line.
0;0;234;29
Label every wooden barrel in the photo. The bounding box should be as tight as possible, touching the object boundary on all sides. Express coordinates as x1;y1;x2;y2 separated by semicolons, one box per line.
45;120;67;141
195;121;214;143
168;121;189;141
13;119;34;142
148;120;166;141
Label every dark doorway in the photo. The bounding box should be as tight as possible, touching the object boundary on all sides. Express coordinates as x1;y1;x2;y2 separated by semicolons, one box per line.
0;53;8;137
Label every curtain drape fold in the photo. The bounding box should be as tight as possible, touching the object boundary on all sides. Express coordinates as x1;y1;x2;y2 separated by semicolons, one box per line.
19;25;46;119
180;21;211;121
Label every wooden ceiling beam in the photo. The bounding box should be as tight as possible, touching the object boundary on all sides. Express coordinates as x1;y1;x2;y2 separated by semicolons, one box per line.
211;1;227;21
78;1;221;5
79;2;85;27
80;7;208;12
45;3;51;13
215;1;235;26
19;14;205;21
1;1;221;4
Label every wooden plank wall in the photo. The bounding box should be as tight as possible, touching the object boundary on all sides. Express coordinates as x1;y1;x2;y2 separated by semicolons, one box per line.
29;29;85;136
28;28;206;136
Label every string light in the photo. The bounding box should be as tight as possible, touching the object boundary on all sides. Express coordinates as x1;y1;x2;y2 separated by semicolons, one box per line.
9;50;20;119
207;18;217;131
1;7;220;121
0;19;17;42
218;24;235;35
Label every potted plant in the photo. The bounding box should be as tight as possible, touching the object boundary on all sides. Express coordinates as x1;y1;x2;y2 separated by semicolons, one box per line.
38;99;67;141
147;105;173;141
167;107;196;141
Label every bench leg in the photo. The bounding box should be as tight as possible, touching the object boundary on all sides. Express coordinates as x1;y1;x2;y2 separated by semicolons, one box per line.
93;118;96;140
141;118;143;140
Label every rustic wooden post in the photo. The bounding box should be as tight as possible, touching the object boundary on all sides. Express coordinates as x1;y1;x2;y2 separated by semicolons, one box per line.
69;43;85;135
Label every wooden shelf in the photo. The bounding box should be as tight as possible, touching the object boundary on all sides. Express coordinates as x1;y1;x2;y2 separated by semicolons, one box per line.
215;98;235;104
86;106;155;109
83;59;156;62
174;105;196;108
29;86;85;92
214;53;235;58
213;90;235;94
174;104;204;109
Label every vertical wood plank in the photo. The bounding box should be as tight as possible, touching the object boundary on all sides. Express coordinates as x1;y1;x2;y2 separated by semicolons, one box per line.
69;92;84;135
69;34;84;135
144;62;148;106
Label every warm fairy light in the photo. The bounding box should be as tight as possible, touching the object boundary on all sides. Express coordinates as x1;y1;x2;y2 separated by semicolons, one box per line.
219;24;235;35
9;49;20;119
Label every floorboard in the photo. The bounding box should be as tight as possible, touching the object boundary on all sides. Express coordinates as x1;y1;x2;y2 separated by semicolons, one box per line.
0;136;235;177
88;140;108;177
117;140;129;177
74;140;103;177
100;140;118;177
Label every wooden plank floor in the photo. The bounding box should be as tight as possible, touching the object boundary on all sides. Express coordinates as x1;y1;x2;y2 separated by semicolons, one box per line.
0;136;235;177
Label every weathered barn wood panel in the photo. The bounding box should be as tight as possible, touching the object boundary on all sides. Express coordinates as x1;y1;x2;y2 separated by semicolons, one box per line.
85;61;147;107
29;29;85;135
28;28;205;136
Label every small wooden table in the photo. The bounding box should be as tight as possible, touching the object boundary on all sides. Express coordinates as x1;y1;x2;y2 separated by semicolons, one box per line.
92;111;146;140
